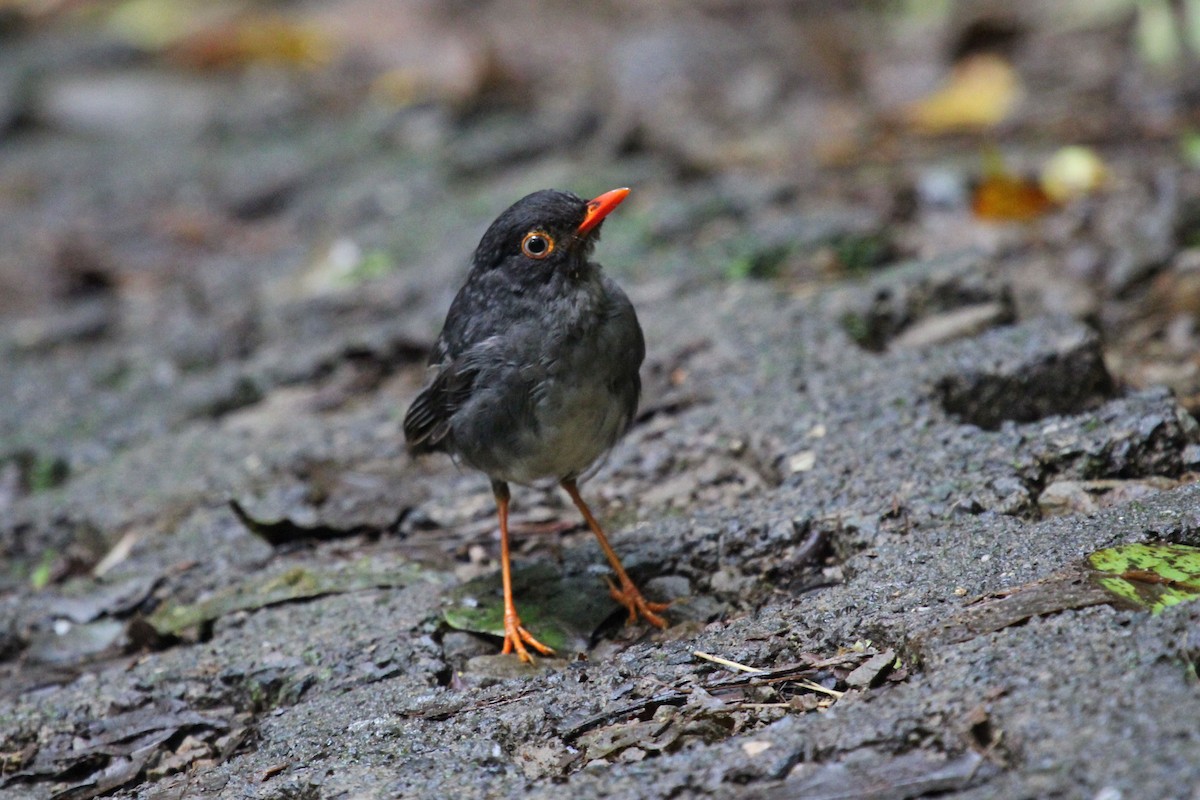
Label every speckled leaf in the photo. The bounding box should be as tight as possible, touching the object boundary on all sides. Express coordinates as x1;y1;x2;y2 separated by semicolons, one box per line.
146;561;425;636
443;563;618;654
1088;543;1200;614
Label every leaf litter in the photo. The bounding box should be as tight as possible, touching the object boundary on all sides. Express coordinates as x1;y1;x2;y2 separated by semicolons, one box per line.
559;648;902;769
145;559;428;637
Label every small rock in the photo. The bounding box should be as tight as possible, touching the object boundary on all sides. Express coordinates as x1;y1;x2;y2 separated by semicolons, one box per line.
463;653;565;680
937;319;1114;430
709;567;754;596
645;574;692;600
1182;444;1200;470
441;631;495;664
844;649;896;689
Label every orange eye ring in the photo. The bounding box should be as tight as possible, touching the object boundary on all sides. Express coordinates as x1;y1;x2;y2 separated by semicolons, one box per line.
521;231;555;260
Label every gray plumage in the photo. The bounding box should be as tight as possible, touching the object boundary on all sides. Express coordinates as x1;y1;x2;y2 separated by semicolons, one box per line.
404;189;645;486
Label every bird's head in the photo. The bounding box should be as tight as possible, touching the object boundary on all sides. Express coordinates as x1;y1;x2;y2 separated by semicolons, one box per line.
471;188;630;278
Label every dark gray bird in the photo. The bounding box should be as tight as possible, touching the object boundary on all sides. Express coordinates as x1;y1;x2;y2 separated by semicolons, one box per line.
404;187;667;661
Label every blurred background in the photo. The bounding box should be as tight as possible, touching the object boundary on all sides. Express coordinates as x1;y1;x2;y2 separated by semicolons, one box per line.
2;5;1200;792
2;0;1200;493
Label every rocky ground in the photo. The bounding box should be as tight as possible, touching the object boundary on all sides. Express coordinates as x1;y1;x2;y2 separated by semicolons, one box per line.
2;2;1200;798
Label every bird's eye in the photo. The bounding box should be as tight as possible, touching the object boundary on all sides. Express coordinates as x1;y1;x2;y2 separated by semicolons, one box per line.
521;231;554;259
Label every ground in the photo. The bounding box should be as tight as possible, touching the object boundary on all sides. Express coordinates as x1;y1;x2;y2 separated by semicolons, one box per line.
2;2;1200;799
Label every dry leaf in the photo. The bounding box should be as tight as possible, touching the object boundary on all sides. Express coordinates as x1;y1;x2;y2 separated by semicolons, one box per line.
171;13;334;70
905;54;1021;134
971;173;1053;221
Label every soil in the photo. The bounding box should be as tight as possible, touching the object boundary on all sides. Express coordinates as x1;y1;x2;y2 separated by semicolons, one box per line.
2;3;1200;799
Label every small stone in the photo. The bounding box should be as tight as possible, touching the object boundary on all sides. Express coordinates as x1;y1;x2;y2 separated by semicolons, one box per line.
645;575;691;600
1182;444;1200;470
742;740;773;757
441;631;494;663
709;567;754;595
788;451;816;473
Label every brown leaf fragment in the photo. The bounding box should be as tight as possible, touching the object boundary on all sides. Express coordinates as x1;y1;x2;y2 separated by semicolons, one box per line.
578;713;679;762
788;694;823;713
48;751;153;800
146;735;210;781
0;743;37;774
260;761;289;781
561;652;888;740
971;173;1054;221
8;702;229;791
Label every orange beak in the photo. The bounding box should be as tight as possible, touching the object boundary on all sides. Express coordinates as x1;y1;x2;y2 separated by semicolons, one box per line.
577;187;630;236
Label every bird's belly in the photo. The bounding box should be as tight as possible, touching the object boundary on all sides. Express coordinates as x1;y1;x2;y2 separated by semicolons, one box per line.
520;379;628;482
464;375;627;485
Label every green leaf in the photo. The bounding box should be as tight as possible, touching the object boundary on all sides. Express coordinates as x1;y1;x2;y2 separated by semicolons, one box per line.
146;560;425;636
443;563;619;654
1182;131;1200;171
30;550;56;590
1088;543;1200;614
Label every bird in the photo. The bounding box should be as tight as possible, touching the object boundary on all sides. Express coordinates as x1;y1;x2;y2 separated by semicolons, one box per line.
403;187;668;662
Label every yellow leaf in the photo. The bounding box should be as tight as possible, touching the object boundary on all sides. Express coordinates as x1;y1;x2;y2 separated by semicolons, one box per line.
905;54;1021;135
1040;145;1108;203
171;12;334;71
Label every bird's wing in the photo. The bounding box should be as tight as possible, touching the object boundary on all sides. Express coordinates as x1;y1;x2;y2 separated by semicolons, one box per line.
602;276;646;431
402;355;477;455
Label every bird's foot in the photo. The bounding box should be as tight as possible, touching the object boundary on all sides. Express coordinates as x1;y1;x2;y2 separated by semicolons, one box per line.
501;611;555;663
606;576;670;629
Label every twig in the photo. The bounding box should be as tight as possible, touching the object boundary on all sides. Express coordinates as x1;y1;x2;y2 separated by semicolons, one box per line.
560;652;870;740
693;651;766;674
795;678;844;699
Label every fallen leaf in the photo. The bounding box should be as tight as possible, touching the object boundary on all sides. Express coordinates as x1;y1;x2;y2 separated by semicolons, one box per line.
6;702;231;800
442;563;619;655
971;173;1054;221
170;12;334;71
578;714;679;762
905;54;1021;134
1088;542;1200;614
145;561;425;636
1181;131;1200;169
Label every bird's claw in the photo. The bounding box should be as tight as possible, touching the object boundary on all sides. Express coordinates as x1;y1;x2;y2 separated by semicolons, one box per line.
501;613;555;663
606;576;671;629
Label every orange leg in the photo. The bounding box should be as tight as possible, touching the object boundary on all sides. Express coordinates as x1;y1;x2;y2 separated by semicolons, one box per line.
493;481;555;662
561;478;670;629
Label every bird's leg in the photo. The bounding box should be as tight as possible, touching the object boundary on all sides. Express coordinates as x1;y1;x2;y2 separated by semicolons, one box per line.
561;478;670;628
493;480;555;662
